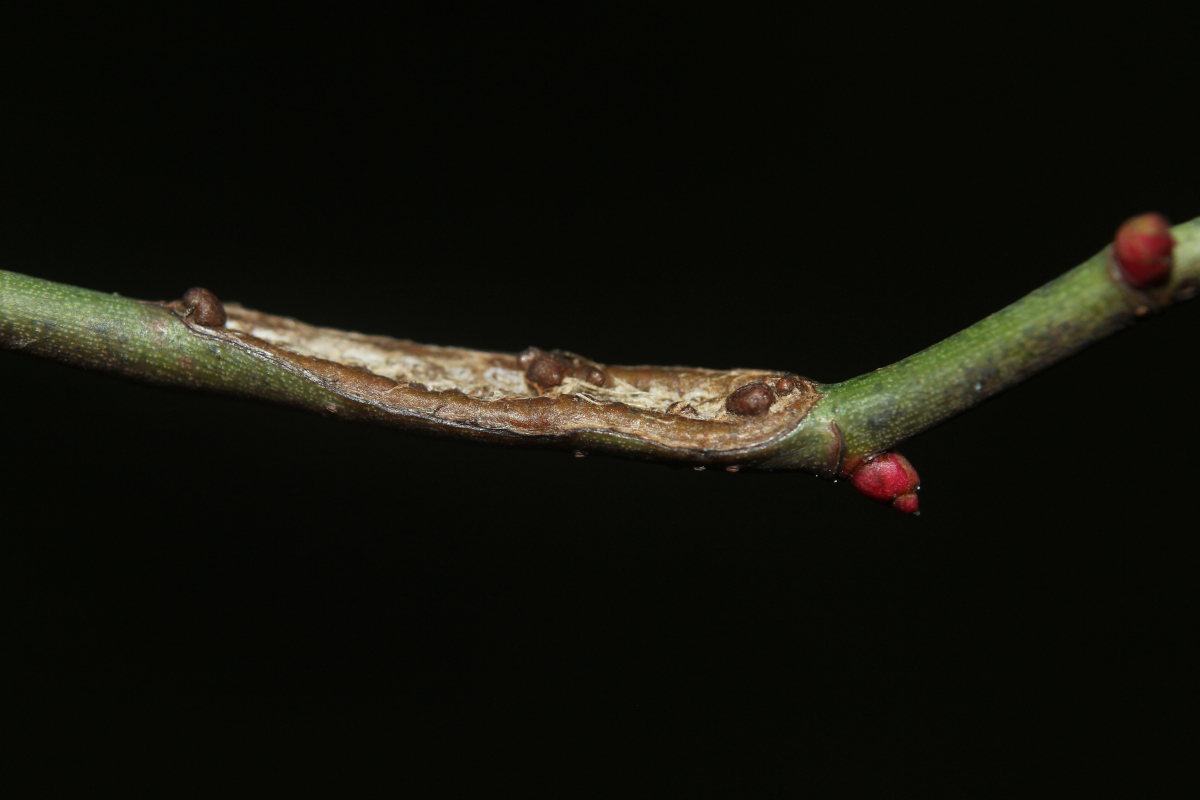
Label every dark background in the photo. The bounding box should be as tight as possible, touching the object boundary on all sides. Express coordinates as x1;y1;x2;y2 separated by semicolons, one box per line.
2;10;1196;775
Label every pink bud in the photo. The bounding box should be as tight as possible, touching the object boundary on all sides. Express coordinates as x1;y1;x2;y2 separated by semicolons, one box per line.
1114;212;1174;289
891;492;920;515
850;451;920;514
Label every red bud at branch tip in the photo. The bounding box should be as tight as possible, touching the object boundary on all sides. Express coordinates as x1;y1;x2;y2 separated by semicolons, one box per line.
849;451;921;514
1114;212;1174;289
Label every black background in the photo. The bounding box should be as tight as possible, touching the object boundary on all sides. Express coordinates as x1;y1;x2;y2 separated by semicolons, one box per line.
2;9;1197;778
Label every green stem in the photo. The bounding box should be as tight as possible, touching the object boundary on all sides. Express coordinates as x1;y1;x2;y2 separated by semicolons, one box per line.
0;271;341;411
775;216;1200;471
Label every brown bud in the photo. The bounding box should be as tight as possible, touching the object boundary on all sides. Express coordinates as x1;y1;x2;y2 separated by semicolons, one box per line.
525;354;567;389
522;347;609;391
774;376;798;394
725;381;776;416
182;287;226;328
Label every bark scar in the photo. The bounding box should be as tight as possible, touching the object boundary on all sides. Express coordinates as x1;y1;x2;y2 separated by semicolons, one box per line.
161;300;824;467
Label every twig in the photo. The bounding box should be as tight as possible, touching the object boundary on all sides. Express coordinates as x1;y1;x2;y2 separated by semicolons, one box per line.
3;214;1196;512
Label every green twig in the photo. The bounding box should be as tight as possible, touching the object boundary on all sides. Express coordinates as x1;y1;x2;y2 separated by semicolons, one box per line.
775;215;1200;472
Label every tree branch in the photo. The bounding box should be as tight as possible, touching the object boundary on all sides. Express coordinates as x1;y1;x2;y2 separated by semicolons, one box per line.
3;215;1196;512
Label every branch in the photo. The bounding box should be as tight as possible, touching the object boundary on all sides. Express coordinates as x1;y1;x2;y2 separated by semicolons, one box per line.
3;214;1196;513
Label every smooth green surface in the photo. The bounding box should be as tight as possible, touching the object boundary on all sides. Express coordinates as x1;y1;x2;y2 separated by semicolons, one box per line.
0;270;340;412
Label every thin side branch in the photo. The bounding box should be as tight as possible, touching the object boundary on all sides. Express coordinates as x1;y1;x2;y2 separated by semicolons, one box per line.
796;215;1200;470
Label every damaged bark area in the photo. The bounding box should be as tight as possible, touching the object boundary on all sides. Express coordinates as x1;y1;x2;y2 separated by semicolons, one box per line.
161;294;823;468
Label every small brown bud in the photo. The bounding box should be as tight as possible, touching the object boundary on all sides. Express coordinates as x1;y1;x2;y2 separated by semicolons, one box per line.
526;354;566;389
182;287;226;328
774;376;798;394
521;348;607;391
725;382;776;416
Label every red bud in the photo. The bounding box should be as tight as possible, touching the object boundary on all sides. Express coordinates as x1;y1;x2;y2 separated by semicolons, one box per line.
891;492;920;515
1114;212;1174;289
850;451;920;514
